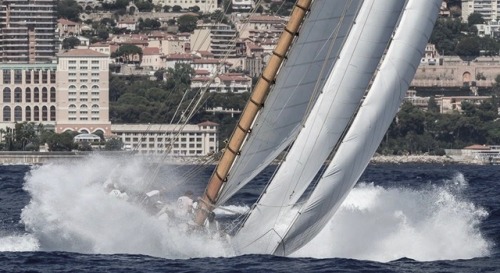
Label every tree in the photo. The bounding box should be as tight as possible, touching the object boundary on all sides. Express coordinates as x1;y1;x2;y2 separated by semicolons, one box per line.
105;138;124;151
188;6;200;13
468;12;485;26
62;37;81;49
455;37;480;58
46;131;77;151
112;44;143;63
172;5;182;12
57;0;82;22
427;96;440;113
163;5;171;12
177;15;198;33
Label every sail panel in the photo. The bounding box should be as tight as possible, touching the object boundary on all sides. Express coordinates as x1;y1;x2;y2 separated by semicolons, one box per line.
274;0;442;256
216;0;363;205
233;0;407;255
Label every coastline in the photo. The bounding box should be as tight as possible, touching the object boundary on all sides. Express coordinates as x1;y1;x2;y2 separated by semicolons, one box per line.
0;152;491;165
370;154;479;164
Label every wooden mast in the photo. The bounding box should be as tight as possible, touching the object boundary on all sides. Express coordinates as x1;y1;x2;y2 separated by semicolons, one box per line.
195;0;312;225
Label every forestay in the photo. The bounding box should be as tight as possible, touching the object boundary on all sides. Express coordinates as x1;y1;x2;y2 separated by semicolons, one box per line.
273;0;442;256
233;0;407;255
215;0;362;205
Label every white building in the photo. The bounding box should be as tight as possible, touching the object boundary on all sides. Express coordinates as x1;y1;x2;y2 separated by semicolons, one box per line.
462;0;500;22
56;49;112;136
111;121;219;156
190;23;238;59
232;0;253;11
191;73;252;93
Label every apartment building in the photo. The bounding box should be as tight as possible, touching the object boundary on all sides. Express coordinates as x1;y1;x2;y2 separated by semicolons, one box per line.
0;0;57;63
190;23;238;59
462;0;500;22
111;122;219;156
56;49;112;136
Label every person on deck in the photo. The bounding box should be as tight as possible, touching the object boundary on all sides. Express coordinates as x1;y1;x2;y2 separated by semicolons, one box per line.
176;191;195;219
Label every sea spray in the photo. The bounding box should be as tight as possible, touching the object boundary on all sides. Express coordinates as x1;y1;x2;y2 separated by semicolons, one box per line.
20;155;234;258
293;172;492;261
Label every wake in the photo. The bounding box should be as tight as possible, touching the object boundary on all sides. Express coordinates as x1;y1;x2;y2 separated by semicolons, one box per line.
3;155;492;262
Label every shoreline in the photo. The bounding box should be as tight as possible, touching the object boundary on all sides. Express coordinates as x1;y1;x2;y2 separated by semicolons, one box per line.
370;155;487;165
0;152;493;165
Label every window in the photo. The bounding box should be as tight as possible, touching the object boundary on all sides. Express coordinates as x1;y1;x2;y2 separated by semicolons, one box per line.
26;88;31;103
69;66;76;70
14;87;22;102
42;106;48;121
91;60;99;64
34;106;39;121
3;106;11;121
42;87;48;102
80;60;88;64
14;70;22;84
3;70;11;84
69;60;76;64
50;72;56;84
80;66;88;70
3;87;11;103
91;66;99;70
14;106;23;121
25;70;32;84
50;106;56;121
26;106;31;121
34;88;39;102
50;87;56;102
42;71;48;84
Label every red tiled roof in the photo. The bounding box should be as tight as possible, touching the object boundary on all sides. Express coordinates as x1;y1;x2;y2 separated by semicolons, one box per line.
195;69;210;75
166;53;194;60
464;144;491;150
197;121;219;126
58;18;79;25
143;47;160;55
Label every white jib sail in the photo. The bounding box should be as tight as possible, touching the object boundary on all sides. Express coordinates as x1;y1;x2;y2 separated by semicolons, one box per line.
273;0;442;256
215;0;363;205
233;0;407;255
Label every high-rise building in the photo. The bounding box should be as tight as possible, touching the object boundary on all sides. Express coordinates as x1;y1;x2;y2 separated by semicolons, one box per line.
0;0;58;64
190;23;238;59
462;0;500;22
56;49;111;136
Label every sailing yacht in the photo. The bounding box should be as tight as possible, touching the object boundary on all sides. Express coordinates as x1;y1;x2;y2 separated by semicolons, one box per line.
193;0;442;256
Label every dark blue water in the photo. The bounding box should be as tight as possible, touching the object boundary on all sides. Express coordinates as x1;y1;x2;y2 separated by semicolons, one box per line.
1;163;500;272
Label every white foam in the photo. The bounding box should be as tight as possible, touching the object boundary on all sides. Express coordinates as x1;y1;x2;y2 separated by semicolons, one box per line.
17;156;492;261
293;172;492;262
20;155;234;259
0;233;39;251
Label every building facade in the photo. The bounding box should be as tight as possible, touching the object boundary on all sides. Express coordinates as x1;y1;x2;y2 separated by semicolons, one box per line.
462;0;500;22
111;122;219;156
0;0;58;63
56;49;112;136
0;63;58;125
191;23;238;59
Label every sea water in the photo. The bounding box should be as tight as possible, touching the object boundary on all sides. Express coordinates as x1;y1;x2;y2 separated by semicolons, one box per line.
0;156;499;272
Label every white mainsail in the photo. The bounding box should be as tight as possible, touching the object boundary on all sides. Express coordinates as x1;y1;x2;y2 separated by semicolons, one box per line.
215;0;363;205
272;0;442;256
233;0;407;255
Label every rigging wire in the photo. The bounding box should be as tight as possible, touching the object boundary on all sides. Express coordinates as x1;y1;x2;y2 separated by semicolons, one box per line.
142;0;268;191
231;0;360;234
